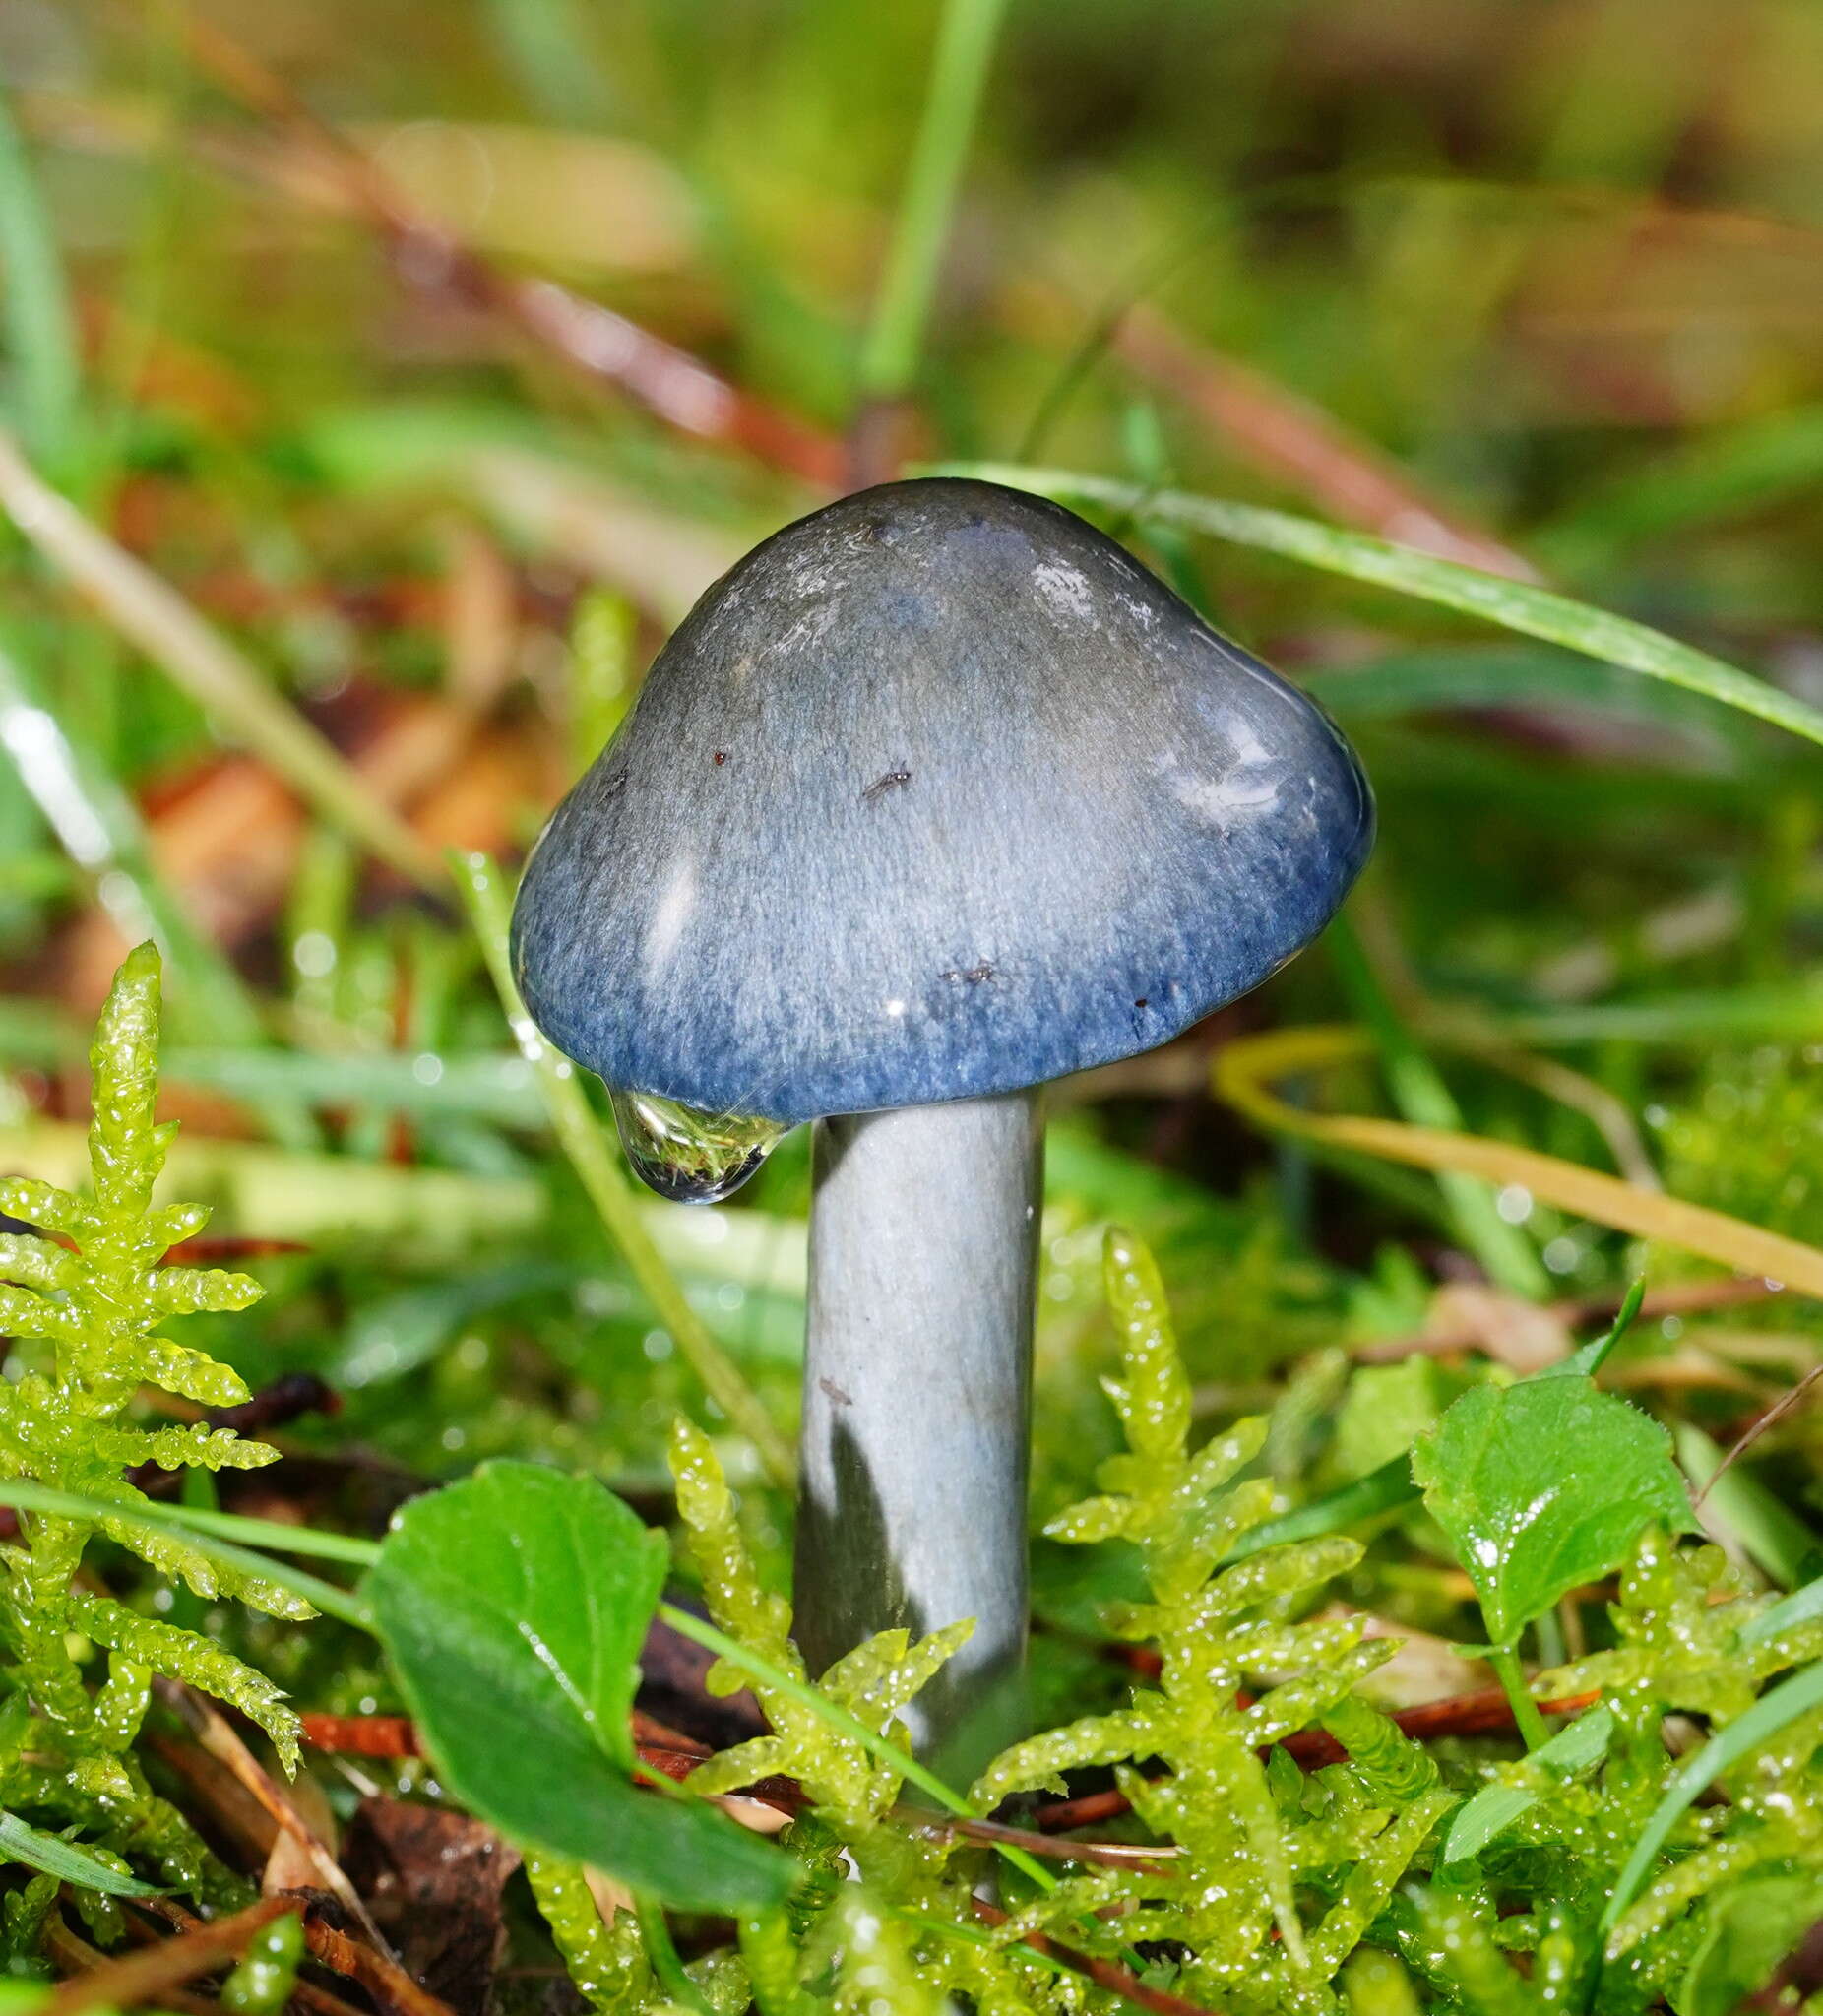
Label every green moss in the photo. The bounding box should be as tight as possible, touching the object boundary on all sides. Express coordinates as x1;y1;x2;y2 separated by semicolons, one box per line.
0;944;301;1904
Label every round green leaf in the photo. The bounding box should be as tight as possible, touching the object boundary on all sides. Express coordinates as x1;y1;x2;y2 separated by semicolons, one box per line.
1412;1376;1694;1648
369;1461;792;1913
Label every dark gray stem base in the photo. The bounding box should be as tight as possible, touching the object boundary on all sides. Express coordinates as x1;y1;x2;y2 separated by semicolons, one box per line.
793;1090;1043;1775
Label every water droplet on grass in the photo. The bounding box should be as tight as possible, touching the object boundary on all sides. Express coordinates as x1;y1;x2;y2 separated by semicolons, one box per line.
609;1087;786;1202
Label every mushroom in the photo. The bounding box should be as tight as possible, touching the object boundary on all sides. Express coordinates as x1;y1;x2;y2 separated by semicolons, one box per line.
511;477;1372;1766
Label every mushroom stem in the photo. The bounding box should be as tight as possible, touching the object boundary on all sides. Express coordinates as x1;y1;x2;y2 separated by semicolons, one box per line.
795;1089;1042;1773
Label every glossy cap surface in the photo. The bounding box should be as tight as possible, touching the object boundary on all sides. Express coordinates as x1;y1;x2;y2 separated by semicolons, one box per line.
512;477;1372;1124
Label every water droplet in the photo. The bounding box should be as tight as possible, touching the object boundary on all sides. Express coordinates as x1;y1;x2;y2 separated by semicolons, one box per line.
608;1087;787;1202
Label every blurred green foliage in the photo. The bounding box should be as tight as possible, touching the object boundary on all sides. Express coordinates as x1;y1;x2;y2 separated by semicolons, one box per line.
3;0;1823;2002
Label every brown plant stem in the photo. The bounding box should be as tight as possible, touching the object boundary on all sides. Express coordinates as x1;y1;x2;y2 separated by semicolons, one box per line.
1034;1687;1601;1831
1352;1275;1786;1365
969;1895;1216;2016
1108;305;1539;580
44;1896;293;2015
156;1680;390;1956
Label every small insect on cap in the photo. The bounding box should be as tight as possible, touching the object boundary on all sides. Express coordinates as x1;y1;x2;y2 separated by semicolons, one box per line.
512;477;1373;1130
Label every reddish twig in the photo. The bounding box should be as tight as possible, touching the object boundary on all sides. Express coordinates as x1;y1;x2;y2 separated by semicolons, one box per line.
299;1712;1167;1869
971;1895;1213;2016
136;1902;371;2016
1109;304;1538;581
301;1712;423;1759
1280;1686;1600;1770
207;1369;341;1435
175;18;844;490
164;1235;312;1261
1036;1687;1601;1831
296;1910;463;2016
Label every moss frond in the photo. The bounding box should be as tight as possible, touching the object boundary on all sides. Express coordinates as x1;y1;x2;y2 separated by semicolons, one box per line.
0;944;302;1905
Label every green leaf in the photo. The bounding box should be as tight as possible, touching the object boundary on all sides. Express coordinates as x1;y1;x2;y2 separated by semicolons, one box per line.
924;463;1823;751
329;1262;573;1389
368;1461;792;1913
1604;1660;1823;1946
0;1810;165;1898
1542;1278;1645;1381
1411;1376;1694;1647
1675;1873;1823;2016
1441;1704;1614;1863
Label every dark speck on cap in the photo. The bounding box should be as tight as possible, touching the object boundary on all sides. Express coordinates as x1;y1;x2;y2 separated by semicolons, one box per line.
512;477;1373;1125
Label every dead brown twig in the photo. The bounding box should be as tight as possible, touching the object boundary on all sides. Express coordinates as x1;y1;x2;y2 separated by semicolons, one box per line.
44;1896;293;2016
41;1918;220;2016
155;1681;391;1957
133;1902;371;2016
933;1811;1178;1870
142;1895;460;2016
1001;276;1538;581
172;16;843;491
1696;1361;1823;1509
295;1910;464;2016
1111;306;1540;580
1351;1275;1786;1366
970;1894;1214;2016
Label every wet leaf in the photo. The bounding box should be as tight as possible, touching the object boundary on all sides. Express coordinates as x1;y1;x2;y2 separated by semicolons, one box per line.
1412;1375;1694;1647
369;1461;792;1913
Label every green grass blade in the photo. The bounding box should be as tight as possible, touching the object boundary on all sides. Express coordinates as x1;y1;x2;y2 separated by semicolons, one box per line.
0;1480;375;1627
456;850;796;1488
926;463;1823;751
1537;406;1823;575
857;0;1010;400
480;0;616;124
0;629;317;1147
0;1810;168;1898
1601;1660;1823;1944
0;88;80;465
0;429;441;886
1222;1453;1419;1563
1442;1704;1614;1863
1741;1573;1823;1649
1447;984;1823;1048
1678;1423;1823;1590
1309;644;1763;753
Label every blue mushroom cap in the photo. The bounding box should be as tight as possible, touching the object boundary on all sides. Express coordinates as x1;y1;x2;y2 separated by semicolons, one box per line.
512;478;1372;1126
